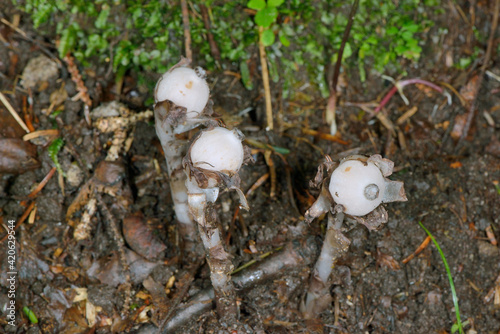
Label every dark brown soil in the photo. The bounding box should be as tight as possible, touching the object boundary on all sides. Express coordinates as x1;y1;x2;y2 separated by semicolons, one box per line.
1;1;499;334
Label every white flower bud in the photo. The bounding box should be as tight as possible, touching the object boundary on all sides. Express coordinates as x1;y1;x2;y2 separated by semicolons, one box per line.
190;127;244;173
329;159;386;216
155;67;209;117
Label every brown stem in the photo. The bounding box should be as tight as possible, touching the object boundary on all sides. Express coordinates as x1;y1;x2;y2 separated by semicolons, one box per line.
181;0;192;62
258;26;273;131
200;3;221;64
325;0;359;133
198;202;239;321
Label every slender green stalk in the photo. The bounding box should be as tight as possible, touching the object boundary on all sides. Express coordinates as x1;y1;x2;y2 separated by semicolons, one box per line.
418;221;463;334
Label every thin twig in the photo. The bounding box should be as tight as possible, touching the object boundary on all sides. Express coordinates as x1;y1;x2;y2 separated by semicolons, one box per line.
22;95;35;132
27;167;57;199
402;235;431;264
0;92;30;133
258;26;273;131
326;0;359;134
0;202;36;243
300;127;350;145
181;0;192;62
199;3;221;65
457;0;500;147
263;150;276;198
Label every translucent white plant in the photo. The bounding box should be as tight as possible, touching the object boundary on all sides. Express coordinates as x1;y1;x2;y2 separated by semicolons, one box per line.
155;65;210;125
154;59;216;254
184;126;252;321
302;154;407;318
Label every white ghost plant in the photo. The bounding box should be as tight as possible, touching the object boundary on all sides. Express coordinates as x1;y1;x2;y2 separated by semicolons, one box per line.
302;154;407;318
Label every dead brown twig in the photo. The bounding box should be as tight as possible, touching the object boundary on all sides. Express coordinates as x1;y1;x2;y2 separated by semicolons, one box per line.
199;3;221;65
258;26;273;131
0;167;57;242
0;202;36;243
0;92;30;133
181;0;192;62
402;236;431;264
301;127;350;145
27;167;57;199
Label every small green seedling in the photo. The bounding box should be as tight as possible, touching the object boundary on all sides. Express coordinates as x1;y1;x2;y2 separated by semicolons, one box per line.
23;306;38;324
48;138;65;177
419;221;463;334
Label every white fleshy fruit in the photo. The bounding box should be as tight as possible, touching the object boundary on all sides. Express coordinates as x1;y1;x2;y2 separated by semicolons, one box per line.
329;159;385;216
155;67;209;117
190;127;244;173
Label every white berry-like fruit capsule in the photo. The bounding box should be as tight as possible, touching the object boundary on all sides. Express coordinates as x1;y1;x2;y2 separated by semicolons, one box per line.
154;66;209;117
329;159;386;216
190;127;244;174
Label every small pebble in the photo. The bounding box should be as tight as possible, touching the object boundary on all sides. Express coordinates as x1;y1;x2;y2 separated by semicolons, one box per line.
21;55;58;89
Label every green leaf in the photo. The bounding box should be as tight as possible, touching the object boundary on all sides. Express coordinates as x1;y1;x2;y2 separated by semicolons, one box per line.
342;42;352;59
255;7;278;27
267;0;285;7
58;25;78;58
403;23;420;33
279;32;290;47
49;138;65;177
358;60;366;82
239;61;253;90
95;5;110;29
401;30;414;41
451;320;470;334
23;307;38;324
261;29;275;46
386;26;399;36
247;0;266;10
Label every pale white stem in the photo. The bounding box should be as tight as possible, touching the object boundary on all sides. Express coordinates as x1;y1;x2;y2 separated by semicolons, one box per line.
154;103;198;251
302;211;350;318
314;212;345;284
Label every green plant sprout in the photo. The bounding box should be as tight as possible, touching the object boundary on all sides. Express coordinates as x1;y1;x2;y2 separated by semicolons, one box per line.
419;221;464;334
22;306;39;324
48;137;65;177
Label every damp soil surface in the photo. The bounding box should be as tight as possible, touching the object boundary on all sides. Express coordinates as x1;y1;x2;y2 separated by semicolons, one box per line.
1;1;500;334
